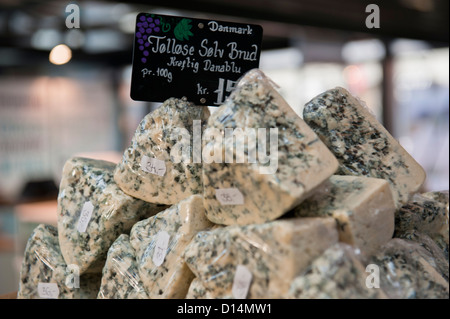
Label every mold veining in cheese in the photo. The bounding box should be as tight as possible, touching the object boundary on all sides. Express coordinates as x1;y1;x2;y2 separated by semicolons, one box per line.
202;69;339;226
292;175;396;255
185;278;210;299
288;243;388;299
130;194;213;298
17;224;100;299
183;217;339;298
114;98;210;205
370;239;449;299
394;192;449;261
395;193;448;238
98;234;148;299
303;87;426;207
57;157;166;274
396;230;449;281
14;69;448;300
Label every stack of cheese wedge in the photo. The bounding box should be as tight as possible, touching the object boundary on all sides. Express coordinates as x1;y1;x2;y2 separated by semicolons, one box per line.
16;69;448;299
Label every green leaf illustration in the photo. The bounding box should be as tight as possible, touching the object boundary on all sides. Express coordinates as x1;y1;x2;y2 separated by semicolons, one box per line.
174;18;194;41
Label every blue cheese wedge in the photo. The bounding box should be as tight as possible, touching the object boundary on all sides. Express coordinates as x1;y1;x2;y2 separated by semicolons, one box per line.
17;224;101;299
130;194;214;299
303;87;426;207
394;192;449;262
203;69;339;226
396;231;449;281
183;217;338;298
57;157;167;274
288;243;388;299
97;234;148;299
292;175;395;255
395;193;448;237
370;238;449;299
114;98;210;205
421;190;449;258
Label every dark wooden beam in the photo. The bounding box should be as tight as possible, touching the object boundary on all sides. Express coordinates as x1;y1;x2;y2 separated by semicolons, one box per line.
121;0;449;43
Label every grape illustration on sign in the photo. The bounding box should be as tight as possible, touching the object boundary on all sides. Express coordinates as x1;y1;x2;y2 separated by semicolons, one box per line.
136;16;194;63
136;15;162;63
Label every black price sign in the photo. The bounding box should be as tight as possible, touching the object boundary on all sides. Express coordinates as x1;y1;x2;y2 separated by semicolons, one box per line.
130;13;263;106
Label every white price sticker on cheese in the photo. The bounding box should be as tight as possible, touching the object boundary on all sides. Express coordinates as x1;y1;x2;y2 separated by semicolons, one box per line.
77;201;94;233
37;282;59;299
232;265;252;299
215;188;244;205
141;155;166;177
152;231;170;267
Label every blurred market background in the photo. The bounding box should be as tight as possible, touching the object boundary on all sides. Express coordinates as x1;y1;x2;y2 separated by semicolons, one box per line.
0;0;448;294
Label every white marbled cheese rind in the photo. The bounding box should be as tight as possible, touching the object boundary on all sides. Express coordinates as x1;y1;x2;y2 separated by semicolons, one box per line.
57;157;167;274
288;243;388;299
97;234;148;299
370;238;449;299
183;217;339;298
130;194;214;298
292;175;395;255
114;98;210;205
203;69;339;226
17;224;101;299
303;87;426;207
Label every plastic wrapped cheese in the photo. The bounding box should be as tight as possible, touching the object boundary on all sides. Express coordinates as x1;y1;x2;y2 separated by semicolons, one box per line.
394;192;449;261
57;157;167;274
303;87;426;208
421;190;449;211
396;231;449;281
185;278;210;299
292;175;395;255
17;224;101;299
288;243;388;299
370;239;449;299
202;69;339;226
114;98;210;205
395;193;448;238
130;194;214;298
183;217;339;299
97;234;148;299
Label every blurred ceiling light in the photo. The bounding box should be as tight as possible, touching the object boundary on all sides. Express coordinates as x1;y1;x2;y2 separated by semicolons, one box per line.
341;39;386;63
83;29;125;53
82;2;120;27
260;47;304;70
390;39;431;56
49;44;72;65
343;65;364;86
64;29;85;49
32;29;62;50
